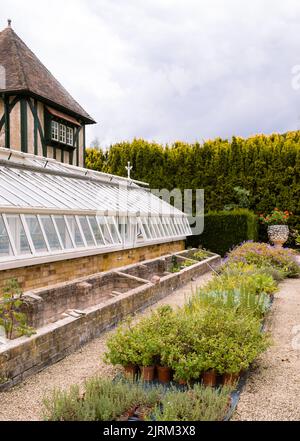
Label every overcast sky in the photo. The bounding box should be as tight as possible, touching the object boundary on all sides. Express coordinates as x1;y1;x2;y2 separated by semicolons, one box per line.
2;0;300;147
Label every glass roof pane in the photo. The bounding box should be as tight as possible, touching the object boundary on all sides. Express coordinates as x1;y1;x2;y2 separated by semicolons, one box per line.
0;215;13;257
40;216;62;251
25;215;48;253
78;216;96;247
88;217;105;246
6;215;32;256
53;216;74;249
65;216;85;248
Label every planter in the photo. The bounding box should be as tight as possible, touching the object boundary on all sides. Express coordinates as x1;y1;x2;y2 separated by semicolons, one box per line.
157;366;172;383
139;366;155;382
124;365;138;380
222;372;240;386
267;225;289;247
177;378;188;385
202;370;217;387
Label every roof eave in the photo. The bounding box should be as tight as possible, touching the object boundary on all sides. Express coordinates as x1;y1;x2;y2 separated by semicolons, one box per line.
0;88;97;125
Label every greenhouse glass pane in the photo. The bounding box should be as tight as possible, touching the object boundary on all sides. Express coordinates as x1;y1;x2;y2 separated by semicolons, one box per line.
141;217;152;239
0;215;13;257
25;215;48;252
78;216;95;247
40;216;62;251
109;218;122;244
6;215;31;255
66;216;85;247
53;216;74;249
97;216;113;244
88;217;105;246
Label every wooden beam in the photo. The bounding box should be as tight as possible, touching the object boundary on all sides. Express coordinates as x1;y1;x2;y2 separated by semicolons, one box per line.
33;98;38;155
4;95;10;148
20;98;28;153
27;98;46;156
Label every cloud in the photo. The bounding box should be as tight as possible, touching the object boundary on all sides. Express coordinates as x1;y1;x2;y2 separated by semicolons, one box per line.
2;0;300;146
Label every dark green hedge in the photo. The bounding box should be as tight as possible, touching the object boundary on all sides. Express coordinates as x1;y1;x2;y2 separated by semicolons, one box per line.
186;209;258;256
86;132;300;215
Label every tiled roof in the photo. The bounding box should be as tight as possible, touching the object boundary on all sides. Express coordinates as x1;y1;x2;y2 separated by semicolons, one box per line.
0;24;95;124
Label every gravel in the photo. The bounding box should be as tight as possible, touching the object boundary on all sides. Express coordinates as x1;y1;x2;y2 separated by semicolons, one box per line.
233;277;300;421
0;272;212;421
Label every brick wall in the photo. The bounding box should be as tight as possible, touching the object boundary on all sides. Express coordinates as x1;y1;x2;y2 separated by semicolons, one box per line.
0;241;185;295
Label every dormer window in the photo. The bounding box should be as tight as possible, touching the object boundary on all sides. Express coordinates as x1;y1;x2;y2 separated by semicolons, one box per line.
51;120;73;146
47;106;80;149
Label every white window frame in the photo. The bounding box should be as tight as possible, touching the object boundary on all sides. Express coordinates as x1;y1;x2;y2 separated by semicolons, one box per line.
59;124;67;144
66;126;74;146
51;120;59;141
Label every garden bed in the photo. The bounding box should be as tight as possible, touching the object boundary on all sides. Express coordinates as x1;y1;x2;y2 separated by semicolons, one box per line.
0;249;220;391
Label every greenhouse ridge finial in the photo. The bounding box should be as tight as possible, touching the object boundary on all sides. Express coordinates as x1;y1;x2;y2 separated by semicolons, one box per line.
125;161;133;179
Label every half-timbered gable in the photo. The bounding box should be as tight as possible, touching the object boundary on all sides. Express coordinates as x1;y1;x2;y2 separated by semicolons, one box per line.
0;21;95;167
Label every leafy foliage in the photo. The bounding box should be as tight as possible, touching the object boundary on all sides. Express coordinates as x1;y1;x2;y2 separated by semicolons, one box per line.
187;209;258;256
150;384;232;421
0;279;35;339
226;242;300;278
86;132;300;215
43;378;162;421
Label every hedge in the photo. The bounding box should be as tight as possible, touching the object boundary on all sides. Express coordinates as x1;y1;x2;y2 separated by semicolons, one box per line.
186;209;258;256
86;131;300;215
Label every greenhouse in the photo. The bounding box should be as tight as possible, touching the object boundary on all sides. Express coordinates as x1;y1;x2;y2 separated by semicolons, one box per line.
0;147;192;270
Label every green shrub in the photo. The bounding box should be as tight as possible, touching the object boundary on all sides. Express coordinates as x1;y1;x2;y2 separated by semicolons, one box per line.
0;279;35;339
104;306;178;368
150;384;232;421
165;307;269;379
187;210;258;256
188;289;271;320
226;242;300;278
43;379;162;421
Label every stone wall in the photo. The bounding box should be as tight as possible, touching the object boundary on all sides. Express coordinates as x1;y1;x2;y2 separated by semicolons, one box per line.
0;241;185;295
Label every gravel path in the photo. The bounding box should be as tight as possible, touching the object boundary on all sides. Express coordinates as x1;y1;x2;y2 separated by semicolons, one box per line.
0;272;212;421
233;277;300;421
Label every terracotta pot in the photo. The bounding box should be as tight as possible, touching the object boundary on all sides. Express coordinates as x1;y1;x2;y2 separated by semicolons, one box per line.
178;378;188;385
139;366;155;381
202;370;217;387
124;365;138;380
267;225;289;247
157;366;171;384
222;372;240;386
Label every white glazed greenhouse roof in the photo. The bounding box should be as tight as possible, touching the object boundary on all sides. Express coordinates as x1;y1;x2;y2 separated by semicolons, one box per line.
0;148;184;217
0;148;192;270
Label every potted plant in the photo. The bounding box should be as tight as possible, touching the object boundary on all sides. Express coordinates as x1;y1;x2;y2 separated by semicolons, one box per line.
259;209;291;247
104;319;139;379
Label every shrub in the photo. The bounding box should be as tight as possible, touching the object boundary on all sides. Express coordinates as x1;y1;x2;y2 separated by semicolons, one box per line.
188;289;271;320
226;242;300;278
205;263;278;297
166;307;269;380
104;306;178;368
187;210;258;256
43;378;162;421
150;384;232;421
0;279;35;339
